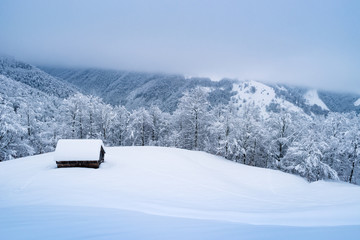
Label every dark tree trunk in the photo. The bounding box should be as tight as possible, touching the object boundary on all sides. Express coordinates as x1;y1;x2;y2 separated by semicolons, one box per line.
27;113;31;136
194;110;198;149
349;143;357;183
349;161;355;183
141;120;145;146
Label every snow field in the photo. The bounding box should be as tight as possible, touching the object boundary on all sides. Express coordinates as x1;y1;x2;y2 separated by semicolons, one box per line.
1;146;359;227
304;89;330;111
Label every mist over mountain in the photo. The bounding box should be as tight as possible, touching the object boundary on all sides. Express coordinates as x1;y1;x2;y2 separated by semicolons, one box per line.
39;66;235;112
1;55;359;116
40;65;360;115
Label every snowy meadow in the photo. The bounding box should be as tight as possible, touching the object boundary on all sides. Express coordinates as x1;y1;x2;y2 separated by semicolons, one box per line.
1;147;360;239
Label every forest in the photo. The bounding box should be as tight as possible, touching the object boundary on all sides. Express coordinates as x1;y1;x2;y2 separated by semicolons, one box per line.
1;86;359;185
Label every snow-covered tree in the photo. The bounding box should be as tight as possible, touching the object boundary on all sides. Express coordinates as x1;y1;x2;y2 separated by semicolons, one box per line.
60;93;85;139
282;119;339;182
207;104;235;157
0;97;31;161
232;103;263;165
148;105;170;146
266;111;299;168
109;105;130;146
175;87;210;150
128;108;153;146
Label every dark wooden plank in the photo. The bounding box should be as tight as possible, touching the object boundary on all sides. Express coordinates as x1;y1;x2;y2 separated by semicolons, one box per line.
56;160;102;169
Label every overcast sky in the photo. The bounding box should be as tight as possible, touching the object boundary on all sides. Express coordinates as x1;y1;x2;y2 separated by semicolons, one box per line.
1;0;359;93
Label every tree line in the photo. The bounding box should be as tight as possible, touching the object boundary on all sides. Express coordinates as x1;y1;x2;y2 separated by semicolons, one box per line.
1;88;359;184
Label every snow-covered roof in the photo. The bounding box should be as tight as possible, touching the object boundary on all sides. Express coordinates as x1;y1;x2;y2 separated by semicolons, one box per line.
54;139;105;161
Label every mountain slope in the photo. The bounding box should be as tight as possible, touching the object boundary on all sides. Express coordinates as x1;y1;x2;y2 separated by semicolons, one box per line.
40;66;236;112
304;89;330;111
0;57;77;98
0;58;81;159
0;74;60;107
231;80;305;115
271;83;360;114
40;66;360;114
318;90;360;113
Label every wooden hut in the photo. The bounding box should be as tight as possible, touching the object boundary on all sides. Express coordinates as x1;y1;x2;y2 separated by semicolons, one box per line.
54;139;105;168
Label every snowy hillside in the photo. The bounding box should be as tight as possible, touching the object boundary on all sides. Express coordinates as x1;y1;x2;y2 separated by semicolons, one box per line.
40;66;360;114
0;56;77;98
0;74;60;105
0;147;359;239
354;98;360;107
40;66;235;112
231;80;304;115
0;72;78;159
304;89;329;111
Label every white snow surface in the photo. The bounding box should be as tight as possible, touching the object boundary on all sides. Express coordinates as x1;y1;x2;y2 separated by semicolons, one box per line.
1;146;360;239
304;89;329;111
354;98;360;106
232;81;303;115
54;139;105;161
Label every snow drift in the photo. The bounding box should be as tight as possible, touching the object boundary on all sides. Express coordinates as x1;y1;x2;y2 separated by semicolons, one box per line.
1;146;360;227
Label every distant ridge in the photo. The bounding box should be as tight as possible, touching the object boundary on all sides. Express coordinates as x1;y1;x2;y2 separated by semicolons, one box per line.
0;56;77;98
40;65;360;114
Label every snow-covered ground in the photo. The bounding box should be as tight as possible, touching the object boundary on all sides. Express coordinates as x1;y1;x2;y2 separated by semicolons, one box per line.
232;81;304;115
354;98;360;107
1;147;360;239
304;89;329;111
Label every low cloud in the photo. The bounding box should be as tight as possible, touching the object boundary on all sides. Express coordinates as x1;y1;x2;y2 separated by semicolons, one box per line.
1;0;359;93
